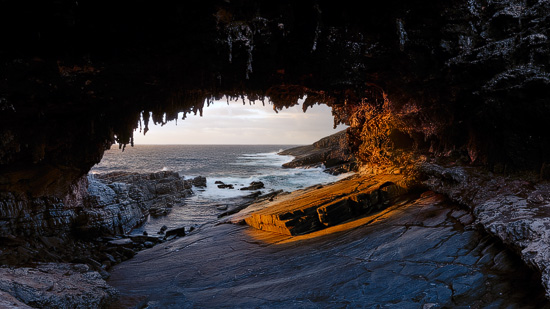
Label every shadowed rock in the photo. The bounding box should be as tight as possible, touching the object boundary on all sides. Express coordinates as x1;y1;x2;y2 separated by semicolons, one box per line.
191;176;207;188
0;263;118;308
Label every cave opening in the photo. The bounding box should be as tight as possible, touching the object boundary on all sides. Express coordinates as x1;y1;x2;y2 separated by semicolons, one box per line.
90;96;353;236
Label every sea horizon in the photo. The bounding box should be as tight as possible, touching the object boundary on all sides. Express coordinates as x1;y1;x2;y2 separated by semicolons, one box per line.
116;143;305;146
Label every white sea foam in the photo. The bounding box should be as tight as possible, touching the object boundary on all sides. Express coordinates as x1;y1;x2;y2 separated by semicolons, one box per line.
92;145;352;234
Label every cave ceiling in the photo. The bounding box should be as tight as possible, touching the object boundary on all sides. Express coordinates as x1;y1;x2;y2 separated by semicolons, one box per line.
1;0;549;195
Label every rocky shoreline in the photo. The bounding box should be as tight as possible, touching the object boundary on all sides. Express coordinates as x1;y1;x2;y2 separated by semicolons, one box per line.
238;141;550;302
3;141;550;308
108;171;549;307
0;171;203;308
0;169;289;308
280;135;550;299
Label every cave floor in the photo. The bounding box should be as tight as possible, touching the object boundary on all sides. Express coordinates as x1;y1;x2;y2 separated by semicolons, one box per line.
108;191;549;308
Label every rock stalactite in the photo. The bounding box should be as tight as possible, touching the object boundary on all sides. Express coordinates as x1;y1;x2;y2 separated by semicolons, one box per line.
1;0;548;202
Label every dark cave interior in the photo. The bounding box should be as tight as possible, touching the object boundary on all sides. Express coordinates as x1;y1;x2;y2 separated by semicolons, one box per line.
1;0;549;197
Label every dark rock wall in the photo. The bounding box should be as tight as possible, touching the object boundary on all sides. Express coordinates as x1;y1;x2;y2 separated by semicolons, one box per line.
0;171;192;250
0;1;549;237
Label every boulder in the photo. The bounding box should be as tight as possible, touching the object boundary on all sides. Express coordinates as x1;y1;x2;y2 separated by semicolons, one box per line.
165;227;186;239
240;181;265;191
217;183;234;189
191;176;207;187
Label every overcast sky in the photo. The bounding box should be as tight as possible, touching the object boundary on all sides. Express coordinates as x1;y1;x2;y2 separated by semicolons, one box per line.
133;98;347;145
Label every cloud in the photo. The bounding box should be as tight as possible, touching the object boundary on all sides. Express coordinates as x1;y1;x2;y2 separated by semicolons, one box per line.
133;99;347;145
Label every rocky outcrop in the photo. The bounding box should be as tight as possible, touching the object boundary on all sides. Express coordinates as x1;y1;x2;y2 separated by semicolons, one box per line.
417;162;550;298
0;171;197;307
0;171;194;240
240;181;264;191
0;263;118;308
216;181;234;189
279;130;356;174
474;194;550;298
244;174;408;236
81;171;194;236
191;176;207;188
0;171;195;268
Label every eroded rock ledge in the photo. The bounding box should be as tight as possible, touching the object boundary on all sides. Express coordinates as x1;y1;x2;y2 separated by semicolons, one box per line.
418;162;550;298
244;174;407;235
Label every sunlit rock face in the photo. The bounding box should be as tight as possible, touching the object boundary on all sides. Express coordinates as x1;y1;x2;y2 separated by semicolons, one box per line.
0;0;549;235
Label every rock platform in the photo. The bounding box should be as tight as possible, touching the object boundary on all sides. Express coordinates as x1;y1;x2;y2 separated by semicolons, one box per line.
108;175;548;308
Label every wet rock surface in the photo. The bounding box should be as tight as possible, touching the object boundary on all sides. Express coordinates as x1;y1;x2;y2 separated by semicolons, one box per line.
419;161;550;298
215;181;234;189
0;263;117;308
108;185;548;308
240;181;265;191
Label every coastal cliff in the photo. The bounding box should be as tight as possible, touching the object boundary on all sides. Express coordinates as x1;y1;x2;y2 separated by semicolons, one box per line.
279;129;356;174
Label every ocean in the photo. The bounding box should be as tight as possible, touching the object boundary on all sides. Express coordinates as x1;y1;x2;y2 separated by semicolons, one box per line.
91;145;351;234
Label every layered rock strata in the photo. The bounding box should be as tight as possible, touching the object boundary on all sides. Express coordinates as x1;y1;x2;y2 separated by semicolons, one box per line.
244;174;408;235
84;171;194;235
242;162;550;299
0;171;194;240
0;171;195;267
